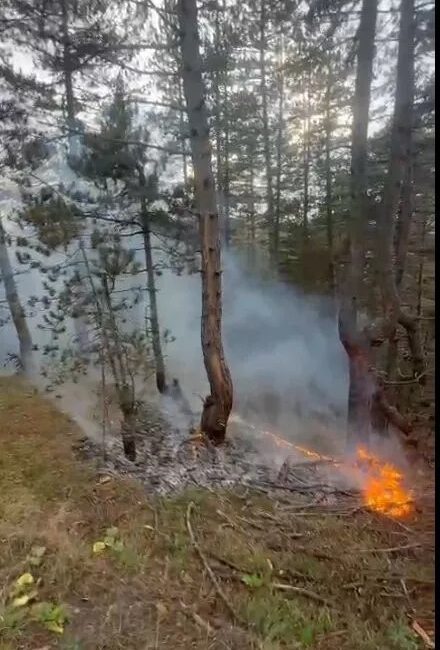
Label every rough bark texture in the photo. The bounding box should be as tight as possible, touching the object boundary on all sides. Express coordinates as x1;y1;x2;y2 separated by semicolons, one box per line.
0;218;33;371
376;0;415;333
338;0;378;446
376;0;424;381
177;0;233;444
139;170;167;394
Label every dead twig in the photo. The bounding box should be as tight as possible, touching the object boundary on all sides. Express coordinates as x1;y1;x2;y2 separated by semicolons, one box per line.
356;543;422;554
186;501;246;626
180;601;216;636
411;619;435;648
271;582;337;609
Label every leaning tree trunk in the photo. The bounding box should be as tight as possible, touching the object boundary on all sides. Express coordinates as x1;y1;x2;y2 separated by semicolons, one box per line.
0;218;33;372
338;0;378;448
177;0;233;444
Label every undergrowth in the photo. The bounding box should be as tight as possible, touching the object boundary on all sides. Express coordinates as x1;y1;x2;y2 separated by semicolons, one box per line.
0;377;434;649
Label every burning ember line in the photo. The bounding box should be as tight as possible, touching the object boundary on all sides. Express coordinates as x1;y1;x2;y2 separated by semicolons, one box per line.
231;415;414;519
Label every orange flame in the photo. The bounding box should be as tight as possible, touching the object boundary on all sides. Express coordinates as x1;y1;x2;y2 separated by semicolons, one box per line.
261;428;413;519
355;446;413;518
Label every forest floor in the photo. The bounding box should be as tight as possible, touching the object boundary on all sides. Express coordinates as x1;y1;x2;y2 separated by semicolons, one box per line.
0;377;435;650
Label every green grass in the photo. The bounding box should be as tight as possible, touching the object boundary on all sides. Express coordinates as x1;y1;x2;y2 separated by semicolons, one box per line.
0;377;434;649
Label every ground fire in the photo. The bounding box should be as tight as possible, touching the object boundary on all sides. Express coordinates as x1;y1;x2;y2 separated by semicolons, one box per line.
232;417;414;519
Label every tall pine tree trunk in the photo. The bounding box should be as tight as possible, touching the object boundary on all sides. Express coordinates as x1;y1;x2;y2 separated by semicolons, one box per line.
259;0;274;262
248;161;256;270
324;66;336;298
0;219;33;372
138;170;166;394
274;37;284;267
376;0;424;381
213;4;225;240
177;0;233;444
178;77;189;185
60;0;79;160
80;243;136;461
222;75;231;247
302;71;311;248
338;0;378;448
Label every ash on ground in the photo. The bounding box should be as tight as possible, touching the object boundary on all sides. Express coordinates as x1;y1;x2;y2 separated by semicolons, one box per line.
75;398;354;499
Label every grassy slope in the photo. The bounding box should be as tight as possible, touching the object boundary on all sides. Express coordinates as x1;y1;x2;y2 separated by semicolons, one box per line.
0;378;434;650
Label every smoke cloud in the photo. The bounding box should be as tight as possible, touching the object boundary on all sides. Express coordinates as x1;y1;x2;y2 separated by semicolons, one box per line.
0;226;349;454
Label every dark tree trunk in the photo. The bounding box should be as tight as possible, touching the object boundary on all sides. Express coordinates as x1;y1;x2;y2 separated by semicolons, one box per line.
0;219;33;372
177;0;233;444
324;66;336;298
273;37;284;267
259;0;275;261
178;77;189;185
79;243;136;461
138;169;167;394
302;71;311;248
338;0;378;447
60;0;78;158
376;0;424;381
222;77;231;247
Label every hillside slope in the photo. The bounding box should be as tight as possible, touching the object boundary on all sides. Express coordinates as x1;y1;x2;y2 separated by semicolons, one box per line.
0;377;434;650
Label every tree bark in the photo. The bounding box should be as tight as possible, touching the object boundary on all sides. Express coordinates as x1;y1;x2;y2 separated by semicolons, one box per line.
60;0;79;160
222;74;231;247
302;70;311;248
177;0;233;444
79;243;136;461
376;0;415;333
138;170;167;394
375;0;424;381
0;218;33;372
324;66;336;298
248;161;256;271
273;37;284;267
259;0;275;262
338;0;378;447
178;77;189;185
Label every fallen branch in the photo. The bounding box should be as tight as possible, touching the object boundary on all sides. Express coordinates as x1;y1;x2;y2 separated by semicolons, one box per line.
186;501;246;626
271;582;336;609
411;619;435;649
258;481;356;496
357;543;422;554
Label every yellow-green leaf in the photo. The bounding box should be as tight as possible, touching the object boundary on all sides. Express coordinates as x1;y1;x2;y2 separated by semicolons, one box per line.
12;589;39;607
12;594;31;607
93;541;106;554
44;619;64;634
16;573;34;588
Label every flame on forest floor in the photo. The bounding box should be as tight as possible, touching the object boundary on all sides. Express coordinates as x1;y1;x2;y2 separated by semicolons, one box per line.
238;420;414;519
356;446;414;519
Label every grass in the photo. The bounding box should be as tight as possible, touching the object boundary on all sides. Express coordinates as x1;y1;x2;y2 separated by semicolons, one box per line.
0;377;434;649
